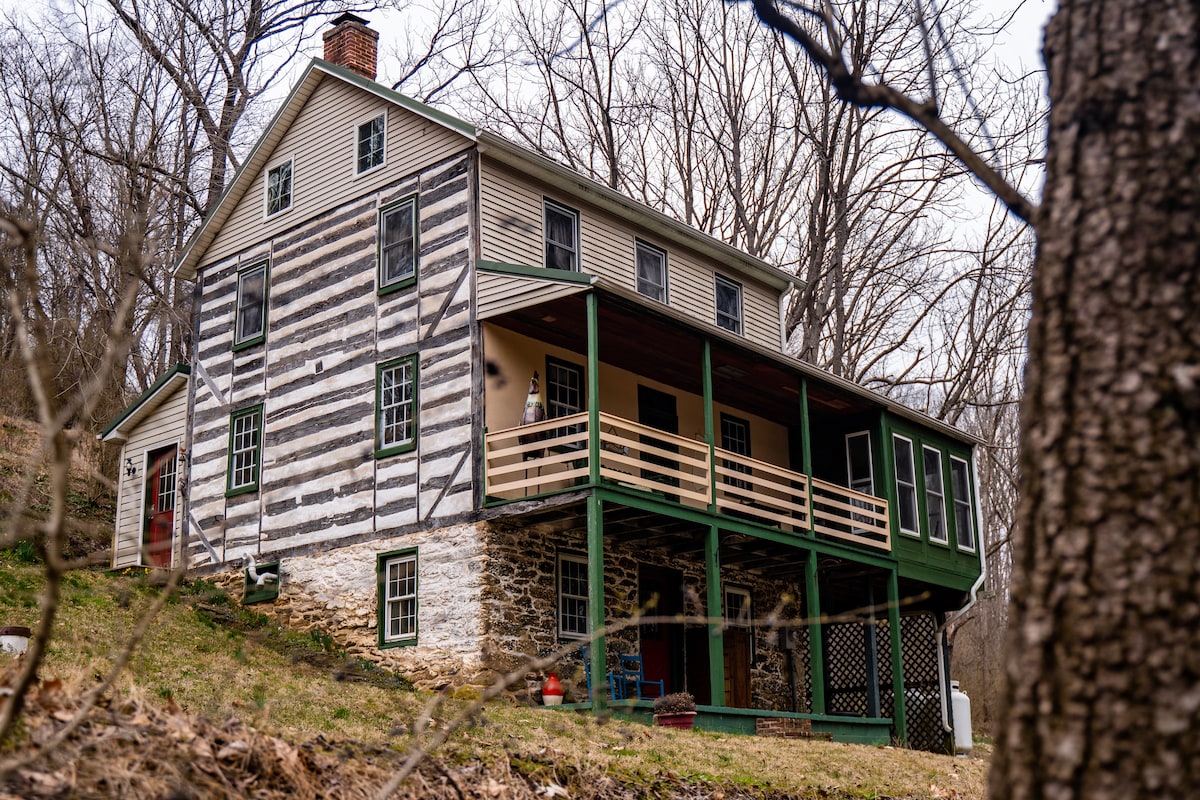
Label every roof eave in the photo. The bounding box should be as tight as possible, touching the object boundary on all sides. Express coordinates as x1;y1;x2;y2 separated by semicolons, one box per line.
100;364;191;443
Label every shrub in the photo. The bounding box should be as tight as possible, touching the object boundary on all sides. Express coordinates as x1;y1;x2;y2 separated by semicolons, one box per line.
652;692;695;715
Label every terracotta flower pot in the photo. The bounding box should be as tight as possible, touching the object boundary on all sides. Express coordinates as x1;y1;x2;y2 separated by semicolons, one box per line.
653;711;696;730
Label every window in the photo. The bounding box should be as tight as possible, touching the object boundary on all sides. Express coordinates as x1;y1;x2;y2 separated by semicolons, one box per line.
714;274;743;334
379;198;417;292
720;413;752;491
893;435;919;536
544;200;580;271
155;449;177;513
265;159;293;216
227;406;263;496
636;240;667;302
357;113;386;173
376;356;417;457
724;586;751;626
558;552;589;638
234;262;268;349
923;446;948;544
378;550;417;646
950;456;977;551
846;431;874;529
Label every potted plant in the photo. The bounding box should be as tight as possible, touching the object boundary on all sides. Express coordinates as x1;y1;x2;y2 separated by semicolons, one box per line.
652;692;696;729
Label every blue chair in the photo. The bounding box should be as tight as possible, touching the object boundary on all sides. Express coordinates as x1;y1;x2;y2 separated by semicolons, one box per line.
581;645;624;700
618;653;665;700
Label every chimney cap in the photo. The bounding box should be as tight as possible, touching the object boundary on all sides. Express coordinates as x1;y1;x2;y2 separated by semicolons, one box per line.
330;11;370;27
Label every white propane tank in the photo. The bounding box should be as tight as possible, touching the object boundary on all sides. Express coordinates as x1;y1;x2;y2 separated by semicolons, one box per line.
950;681;972;755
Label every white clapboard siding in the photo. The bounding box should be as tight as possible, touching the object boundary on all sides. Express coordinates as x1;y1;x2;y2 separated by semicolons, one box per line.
476;271;590;318
203;76;471;269
112;384;187;568
188;148;475;563
478;159;781;350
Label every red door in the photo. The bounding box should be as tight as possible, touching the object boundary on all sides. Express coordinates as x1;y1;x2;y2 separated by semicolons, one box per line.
143;445;177;568
638;566;682;692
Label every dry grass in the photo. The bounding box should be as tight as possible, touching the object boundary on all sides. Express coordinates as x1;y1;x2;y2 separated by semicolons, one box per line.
0;560;989;798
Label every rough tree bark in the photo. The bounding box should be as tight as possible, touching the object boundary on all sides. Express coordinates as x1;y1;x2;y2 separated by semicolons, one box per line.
989;1;1200;798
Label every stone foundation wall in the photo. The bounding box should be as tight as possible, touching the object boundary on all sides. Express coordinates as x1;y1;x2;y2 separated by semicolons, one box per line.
481;521;808;710
210;522;490;690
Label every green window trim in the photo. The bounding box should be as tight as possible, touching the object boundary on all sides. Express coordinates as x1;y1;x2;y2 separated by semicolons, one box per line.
226;404;264;497
232;261;269;351
378;195;418;295
375;355;418;458
377;548;418;648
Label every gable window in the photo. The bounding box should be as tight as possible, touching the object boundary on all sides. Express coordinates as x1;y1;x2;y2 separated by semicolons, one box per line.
923;446;948;544
357;113;386;173
715;274;743;334
720;413;752;491
544;199;580;271
893;434;920;536
636;240;668;302
227;405;263;496
265;159;293;216
234;262;268;349
378;549;417;646
376;356;417;457
557;552;589;639
950;456;977;551
379;197;417;292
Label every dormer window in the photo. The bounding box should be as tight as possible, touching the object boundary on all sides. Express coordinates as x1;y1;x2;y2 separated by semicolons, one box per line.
357;113;386;173
266;158;293;216
544;199;579;271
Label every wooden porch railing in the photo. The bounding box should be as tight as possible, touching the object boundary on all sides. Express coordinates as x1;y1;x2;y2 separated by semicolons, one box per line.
484;411;890;551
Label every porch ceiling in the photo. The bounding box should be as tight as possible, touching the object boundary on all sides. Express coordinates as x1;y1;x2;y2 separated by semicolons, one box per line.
490;291;877;425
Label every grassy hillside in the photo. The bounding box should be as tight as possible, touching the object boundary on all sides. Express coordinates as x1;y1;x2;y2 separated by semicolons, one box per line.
0;558;988;799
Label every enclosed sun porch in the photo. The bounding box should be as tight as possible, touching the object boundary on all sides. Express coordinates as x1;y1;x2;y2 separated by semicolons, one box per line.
477;264;981;750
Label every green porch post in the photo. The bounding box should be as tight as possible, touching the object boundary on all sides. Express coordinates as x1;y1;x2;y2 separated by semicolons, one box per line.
703;340;716;511
887;568;907;741
705;524;725;706
587;492;607;711
805;549;826;714
800;377;814;535
587;292;601;485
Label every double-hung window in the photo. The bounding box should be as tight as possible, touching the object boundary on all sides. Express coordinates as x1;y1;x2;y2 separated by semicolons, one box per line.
234;261;268;349
923;446;948;543
950;456;977;550
893;434;920;536
379;197;417;292
376;356;417;457
544;200;580;271
227;405;263;496
557;552;589;639
720;413;752;491
357;113;386;173
265;158;293;216
715;274;743;334
378;550;417;646
636;240;668;302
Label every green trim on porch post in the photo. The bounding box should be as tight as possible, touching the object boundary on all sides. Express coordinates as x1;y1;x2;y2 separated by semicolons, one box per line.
887;568;907;743
805;550;826;714
587;292;601;485
800;377;814;535
587;492;606;712
703;340;716;511
705;524;725;706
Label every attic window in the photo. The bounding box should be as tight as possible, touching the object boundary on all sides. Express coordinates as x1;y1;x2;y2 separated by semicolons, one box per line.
357;113;385;173
266;159;293;216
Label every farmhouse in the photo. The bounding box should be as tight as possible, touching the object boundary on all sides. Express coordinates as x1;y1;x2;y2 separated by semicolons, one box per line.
103;14;984;751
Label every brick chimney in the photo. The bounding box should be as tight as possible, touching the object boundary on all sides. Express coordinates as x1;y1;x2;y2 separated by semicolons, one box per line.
323;13;379;81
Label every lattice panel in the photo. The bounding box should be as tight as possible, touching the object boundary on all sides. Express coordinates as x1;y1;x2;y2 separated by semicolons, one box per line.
879;613;949;754
794;626;812;713
824;621;869;716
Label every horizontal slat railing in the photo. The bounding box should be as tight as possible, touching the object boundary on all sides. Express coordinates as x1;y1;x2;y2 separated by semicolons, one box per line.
810;477;891;550
595;411;710;507
485;410;891;552
714;447;811;532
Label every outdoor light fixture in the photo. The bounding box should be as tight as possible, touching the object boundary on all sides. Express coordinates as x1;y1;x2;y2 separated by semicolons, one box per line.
124;458;136;478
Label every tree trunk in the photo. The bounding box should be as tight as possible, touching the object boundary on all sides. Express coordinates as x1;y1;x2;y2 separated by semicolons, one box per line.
989;2;1200;798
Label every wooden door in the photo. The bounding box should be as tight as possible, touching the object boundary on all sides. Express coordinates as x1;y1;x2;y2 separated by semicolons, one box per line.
638;565;682;692
723;629;753;708
143;445;177;568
